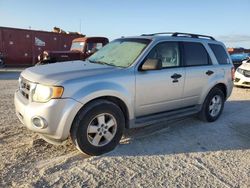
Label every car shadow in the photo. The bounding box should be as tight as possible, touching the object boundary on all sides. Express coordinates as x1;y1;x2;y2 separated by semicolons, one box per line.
104;100;250;157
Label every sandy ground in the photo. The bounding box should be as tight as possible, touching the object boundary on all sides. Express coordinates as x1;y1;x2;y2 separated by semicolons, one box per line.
0;73;249;187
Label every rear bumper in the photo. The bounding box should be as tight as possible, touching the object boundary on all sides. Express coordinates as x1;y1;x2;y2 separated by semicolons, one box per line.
14;90;83;141
234;72;250;87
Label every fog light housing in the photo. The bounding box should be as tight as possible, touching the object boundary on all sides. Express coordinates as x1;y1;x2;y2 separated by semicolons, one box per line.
32;116;47;129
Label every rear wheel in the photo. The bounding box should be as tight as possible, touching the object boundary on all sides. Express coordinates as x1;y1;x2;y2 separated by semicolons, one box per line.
199;87;225;122
70;100;125;156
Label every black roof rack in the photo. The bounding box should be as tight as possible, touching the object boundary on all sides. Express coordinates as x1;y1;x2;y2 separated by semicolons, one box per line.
141;32;215;40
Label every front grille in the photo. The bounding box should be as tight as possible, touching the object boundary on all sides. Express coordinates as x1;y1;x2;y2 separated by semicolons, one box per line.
242;82;250;85
243;70;250;77
19;77;35;100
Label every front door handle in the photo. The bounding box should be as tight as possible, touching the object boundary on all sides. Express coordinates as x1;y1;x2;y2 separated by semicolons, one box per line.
206;70;214;76
171;73;182;79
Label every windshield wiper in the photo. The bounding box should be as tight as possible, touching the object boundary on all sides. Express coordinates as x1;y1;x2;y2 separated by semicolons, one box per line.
88;60;116;67
88;59;125;68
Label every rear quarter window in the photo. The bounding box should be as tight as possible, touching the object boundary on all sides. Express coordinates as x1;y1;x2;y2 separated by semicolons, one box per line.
183;42;210;66
209;44;230;64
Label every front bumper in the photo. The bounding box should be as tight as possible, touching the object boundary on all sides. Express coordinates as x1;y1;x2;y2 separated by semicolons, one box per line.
234;72;250;87
14;90;82;142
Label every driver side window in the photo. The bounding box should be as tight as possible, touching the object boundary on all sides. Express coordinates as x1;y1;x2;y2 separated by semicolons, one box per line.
146;42;180;68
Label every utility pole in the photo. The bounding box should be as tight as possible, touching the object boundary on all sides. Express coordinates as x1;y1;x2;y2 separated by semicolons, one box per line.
80;19;82;34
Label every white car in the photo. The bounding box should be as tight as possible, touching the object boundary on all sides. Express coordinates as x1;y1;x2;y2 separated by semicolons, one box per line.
234;59;250;87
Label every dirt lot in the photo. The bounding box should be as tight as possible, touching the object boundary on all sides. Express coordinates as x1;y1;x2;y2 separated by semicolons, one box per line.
0;73;250;187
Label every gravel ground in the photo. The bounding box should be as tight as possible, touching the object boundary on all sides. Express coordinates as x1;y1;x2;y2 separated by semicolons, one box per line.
0;76;249;187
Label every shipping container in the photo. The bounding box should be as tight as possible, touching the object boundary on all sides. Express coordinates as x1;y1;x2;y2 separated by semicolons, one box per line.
0;26;84;67
227;47;250;54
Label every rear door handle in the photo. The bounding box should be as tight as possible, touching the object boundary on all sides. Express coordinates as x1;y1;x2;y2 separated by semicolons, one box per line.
171;73;182;79
206;70;214;76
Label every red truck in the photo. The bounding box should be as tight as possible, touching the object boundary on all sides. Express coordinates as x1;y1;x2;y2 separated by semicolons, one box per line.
37;37;109;65
0;26;83;67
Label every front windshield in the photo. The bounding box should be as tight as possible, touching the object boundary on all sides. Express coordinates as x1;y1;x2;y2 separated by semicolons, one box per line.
70;42;85;51
88;38;150;68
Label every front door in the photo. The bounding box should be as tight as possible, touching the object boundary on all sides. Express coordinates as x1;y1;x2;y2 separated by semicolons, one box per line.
135;42;185;117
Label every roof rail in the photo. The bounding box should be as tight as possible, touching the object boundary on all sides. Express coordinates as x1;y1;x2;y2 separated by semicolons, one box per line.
141;32;215;40
141;32;173;36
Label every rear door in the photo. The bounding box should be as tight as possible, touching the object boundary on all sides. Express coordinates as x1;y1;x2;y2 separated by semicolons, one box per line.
135;42;185;117
182;42;216;106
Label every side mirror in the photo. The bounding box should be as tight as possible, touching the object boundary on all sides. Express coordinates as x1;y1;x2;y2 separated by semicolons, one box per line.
141;58;162;71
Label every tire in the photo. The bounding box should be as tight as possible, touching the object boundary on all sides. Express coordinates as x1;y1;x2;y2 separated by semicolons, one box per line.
198;87;225;122
70;99;125;156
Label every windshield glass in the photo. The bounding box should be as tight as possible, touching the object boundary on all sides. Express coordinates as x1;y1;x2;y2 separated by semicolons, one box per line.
88;39;150;68
70;42;85;51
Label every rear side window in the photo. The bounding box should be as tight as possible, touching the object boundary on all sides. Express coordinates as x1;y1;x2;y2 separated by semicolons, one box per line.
209;44;230;64
183;42;210;66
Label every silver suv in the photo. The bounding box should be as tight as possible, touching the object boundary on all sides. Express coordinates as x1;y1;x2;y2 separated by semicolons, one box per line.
14;32;234;155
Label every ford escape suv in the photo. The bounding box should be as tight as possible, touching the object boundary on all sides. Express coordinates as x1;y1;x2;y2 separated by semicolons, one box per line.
14;32;234;156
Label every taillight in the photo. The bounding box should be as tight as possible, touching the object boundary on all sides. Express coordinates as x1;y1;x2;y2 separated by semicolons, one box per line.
231;67;235;81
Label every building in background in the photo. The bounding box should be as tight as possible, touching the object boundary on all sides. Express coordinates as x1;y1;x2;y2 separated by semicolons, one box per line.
0;27;84;67
227;47;250;55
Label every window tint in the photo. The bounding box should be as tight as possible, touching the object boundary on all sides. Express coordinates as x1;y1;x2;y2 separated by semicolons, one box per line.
146;42;180;68
183;42;210;66
209;44;230;64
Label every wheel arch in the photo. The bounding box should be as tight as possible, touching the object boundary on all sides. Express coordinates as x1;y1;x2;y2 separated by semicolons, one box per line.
214;83;227;98
72;95;131;130
84;96;130;129
68;81;135;129
200;82;228;105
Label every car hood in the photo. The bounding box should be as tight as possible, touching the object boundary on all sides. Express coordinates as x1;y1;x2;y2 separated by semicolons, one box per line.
239;62;250;71
21;60;118;85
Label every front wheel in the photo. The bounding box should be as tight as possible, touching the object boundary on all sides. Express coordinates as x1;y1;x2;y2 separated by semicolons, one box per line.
199;87;225;122
70;100;125;156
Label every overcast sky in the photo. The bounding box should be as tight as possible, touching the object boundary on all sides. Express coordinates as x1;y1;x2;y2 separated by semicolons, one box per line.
0;0;250;48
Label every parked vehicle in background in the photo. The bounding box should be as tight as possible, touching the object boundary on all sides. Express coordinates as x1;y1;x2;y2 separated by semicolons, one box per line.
227;47;250;56
0;52;4;67
234;59;250;87
230;53;250;69
37;37;109;65
0;27;83;67
14;32;234;156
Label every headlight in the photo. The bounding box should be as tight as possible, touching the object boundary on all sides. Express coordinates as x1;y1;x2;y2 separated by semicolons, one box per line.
237;68;244;75
43;51;49;60
32;84;64;103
